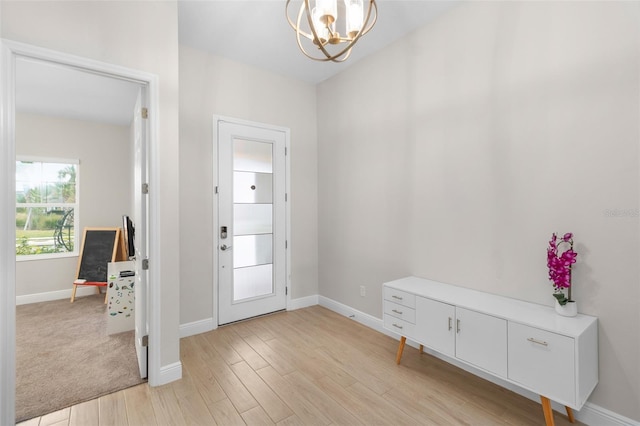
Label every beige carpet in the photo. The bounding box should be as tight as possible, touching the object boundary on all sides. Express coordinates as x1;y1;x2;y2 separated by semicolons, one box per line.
16;294;145;422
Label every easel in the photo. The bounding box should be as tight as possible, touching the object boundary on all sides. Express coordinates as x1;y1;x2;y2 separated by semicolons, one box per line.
70;227;127;303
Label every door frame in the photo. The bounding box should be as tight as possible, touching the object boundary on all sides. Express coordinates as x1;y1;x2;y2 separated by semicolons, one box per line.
0;39;161;424
212;115;291;327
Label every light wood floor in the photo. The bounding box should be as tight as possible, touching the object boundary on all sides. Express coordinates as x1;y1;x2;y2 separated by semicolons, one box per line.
19;305;582;426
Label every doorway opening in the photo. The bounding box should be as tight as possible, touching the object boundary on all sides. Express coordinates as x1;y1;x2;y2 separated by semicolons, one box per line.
1;40;160;424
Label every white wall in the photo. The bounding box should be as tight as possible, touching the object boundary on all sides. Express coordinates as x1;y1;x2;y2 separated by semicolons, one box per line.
318;1;639;421
179;45;318;326
15;113;131;297
2;0;181;381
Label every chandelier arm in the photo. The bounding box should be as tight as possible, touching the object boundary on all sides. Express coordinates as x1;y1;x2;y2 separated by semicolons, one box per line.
359;0;378;36
286;0;315;41
295;3;334;62
303;0;327;48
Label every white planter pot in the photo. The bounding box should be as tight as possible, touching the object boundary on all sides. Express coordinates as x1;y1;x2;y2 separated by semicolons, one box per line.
555;300;578;317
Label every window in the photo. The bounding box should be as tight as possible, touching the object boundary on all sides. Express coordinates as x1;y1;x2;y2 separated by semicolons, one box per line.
16;157;79;259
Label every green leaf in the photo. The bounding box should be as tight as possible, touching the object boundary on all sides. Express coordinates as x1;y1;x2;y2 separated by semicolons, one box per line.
553;292;568;306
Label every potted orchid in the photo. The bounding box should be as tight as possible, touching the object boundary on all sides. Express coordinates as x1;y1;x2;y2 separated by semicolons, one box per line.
547;232;578;316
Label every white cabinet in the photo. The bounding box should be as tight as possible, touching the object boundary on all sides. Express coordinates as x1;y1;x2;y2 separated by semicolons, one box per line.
383;288;416;341
414;297;455;357
455;307;507;378
383;276;598;426
508;322;576;406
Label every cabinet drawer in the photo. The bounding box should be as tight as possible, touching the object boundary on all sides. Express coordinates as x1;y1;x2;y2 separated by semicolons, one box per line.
508;322;575;405
384;314;416;338
384;300;416;324
383;287;415;308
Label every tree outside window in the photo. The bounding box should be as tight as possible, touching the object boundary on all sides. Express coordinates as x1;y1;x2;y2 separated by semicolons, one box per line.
16;158;79;258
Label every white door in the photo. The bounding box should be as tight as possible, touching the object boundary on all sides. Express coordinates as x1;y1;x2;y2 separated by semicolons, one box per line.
217;119;287;325
132;88;148;378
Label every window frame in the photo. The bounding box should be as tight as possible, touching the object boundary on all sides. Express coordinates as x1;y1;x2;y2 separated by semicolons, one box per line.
15;156;80;261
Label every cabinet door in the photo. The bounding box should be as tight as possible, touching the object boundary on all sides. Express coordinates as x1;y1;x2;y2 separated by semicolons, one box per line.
415;297;455;357
508;322;575;406
455;307;507;378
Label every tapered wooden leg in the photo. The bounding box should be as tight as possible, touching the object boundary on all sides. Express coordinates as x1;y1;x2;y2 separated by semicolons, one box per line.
565;406;575;423
104;292;108;304
419;344;424;354
395;336;407;364
541;396;555;426
70;284;77;303
95;286;101;295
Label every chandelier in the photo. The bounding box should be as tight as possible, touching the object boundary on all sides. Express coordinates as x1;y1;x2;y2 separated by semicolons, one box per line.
286;0;378;63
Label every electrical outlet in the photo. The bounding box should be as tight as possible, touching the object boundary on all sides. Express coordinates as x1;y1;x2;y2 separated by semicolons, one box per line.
360;285;366;297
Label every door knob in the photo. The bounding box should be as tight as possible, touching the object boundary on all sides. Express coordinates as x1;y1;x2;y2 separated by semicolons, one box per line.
220;244;232;251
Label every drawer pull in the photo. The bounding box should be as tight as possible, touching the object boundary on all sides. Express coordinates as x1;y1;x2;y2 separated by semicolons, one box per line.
392;323;403;330
527;337;549;347
448;317;452;331
392;309;403;315
456;319;461;333
392;295;403;300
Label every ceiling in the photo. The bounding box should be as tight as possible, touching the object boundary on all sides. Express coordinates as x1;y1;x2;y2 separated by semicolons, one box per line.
15;1;459;125
16;57;141;126
178;0;459;84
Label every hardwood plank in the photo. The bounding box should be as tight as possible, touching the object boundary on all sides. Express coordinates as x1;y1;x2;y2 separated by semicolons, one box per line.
181;338;228;406
316;346;390;395
202;326;244;366
240;316;276;341
256;366;330;425
149;384;185;426
283;370;362;426
315;376;419;426
241;406;277;426
265;338;333;381
168;368;217;425
39;407;70;426
123;384;157;426
69;399;99;426
16;418;39;426
244;334;295;376
231;361;293;423
99;390;129;426
221;327;270;371
192;334;259;413
207;398;246;426
276;414;304;426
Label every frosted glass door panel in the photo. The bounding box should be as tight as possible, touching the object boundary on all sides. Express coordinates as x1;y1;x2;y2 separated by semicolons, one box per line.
234;264;273;301
234;204;272;235
234;139;273;173
218;119;286;324
234;172;272;203
234;235;273;268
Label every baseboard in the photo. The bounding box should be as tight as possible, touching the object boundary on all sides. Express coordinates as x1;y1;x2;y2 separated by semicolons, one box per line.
318;295;387;334
157;361;182;386
318;295;639;426
16;287;98;305
577;403;640;426
180;317;215;338
178;295;320;338
288;294;319;311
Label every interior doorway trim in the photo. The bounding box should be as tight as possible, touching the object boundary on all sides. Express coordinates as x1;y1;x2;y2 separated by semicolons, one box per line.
0;39;161;424
212;115;292;328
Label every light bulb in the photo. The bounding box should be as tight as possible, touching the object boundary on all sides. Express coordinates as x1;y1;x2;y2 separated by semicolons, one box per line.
316;0;337;25
344;0;363;39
